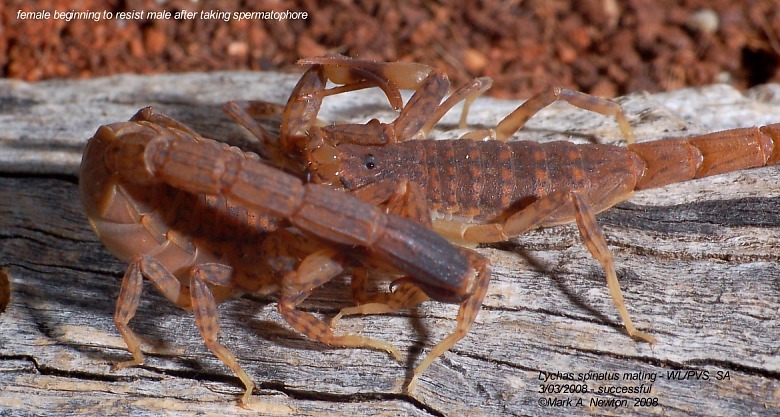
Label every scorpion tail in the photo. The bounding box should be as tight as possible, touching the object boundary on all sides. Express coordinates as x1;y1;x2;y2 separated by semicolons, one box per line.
629;123;780;190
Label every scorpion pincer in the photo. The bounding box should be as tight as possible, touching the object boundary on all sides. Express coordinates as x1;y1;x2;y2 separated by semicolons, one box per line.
80;107;490;403
225;55;780;345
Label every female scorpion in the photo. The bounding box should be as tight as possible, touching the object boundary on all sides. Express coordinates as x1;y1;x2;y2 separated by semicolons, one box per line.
80;107;490;403
225;55;780;345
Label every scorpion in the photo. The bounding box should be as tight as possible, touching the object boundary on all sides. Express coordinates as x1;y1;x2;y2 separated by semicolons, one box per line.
224;55;780;345
79;107;491;404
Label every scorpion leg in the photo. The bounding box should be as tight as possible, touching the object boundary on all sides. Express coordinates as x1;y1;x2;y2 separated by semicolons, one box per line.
488;86;634;142
437;189;573;243
277;248;402;360
419;76;493;135
221;101;280;159
407;248;491;392
330;270;429;327
390;69;452;141
304;56;492;138
189;263;255;405
570;192;656;343
113;255;194;370
283;64;328;141
336;180;434;317
222;100;297;170
286;57;424;146
450;189;654;343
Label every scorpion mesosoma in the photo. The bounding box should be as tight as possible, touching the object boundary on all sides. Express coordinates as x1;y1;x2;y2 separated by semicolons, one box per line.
224;55;780;345
79;107;490;403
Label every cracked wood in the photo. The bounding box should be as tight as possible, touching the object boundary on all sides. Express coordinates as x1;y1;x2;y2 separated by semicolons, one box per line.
0;73;779;416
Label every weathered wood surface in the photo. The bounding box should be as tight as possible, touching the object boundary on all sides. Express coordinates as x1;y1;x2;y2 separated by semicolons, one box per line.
1;72;779;416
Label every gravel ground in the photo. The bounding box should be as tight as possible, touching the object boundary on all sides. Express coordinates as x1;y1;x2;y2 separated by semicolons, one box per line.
3;0;780;97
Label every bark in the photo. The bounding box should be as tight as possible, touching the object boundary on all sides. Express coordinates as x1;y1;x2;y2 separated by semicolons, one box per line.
0;72;778;416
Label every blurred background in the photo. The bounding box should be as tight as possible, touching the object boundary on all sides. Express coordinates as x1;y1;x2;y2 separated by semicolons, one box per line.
4;0;779;98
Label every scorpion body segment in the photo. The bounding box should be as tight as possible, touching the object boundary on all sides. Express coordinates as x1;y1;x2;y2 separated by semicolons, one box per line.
330;123;780;231
332;139;643;225
80;107;490;403
629;124;780;189
81;119;282;297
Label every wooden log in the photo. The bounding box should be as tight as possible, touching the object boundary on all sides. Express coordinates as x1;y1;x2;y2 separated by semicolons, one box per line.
0;72;778;416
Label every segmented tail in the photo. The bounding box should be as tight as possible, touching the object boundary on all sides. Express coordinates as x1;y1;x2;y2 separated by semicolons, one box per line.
629;123;780;190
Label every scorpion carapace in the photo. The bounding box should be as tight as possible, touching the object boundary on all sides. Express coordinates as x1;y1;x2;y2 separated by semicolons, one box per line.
80;107;491;403
225;55;780;345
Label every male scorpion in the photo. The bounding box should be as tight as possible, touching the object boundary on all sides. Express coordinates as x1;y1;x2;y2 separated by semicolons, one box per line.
80;107;490;403
225;55;780;345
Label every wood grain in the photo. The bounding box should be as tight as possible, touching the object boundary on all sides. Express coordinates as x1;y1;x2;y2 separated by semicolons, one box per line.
0;72;778;416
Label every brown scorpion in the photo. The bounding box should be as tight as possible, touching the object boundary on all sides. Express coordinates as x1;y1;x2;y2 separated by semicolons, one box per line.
225;55;780;345
80;107;490;403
